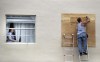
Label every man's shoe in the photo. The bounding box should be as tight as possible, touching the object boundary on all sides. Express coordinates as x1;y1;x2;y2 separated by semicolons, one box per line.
83;52;88;55
80;53;82;56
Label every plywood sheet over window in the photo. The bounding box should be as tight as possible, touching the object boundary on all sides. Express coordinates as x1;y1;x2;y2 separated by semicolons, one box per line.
61;14;95;47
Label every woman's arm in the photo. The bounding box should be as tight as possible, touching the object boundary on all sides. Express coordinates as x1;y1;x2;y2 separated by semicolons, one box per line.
8;32;17;42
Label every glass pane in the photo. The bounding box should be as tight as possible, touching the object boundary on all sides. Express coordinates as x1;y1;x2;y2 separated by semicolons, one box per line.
25;23;35;28
21;30;25;36
21;36;26;43
26;36;35;43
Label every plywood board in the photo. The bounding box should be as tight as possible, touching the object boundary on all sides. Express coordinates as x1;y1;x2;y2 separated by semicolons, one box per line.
61;14;96;47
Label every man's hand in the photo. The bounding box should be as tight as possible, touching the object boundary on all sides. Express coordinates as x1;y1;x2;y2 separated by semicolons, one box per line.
86;16;90;22
82;16;90;26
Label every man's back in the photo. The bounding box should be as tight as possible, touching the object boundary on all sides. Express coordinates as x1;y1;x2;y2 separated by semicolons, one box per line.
77;22;86;35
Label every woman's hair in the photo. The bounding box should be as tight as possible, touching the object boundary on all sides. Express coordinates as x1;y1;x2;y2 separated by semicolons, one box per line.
8;23;16;40
77;17;82;23
9;29;12;32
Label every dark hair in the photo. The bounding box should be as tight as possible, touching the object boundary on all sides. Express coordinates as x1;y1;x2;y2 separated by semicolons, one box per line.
9;29;12;32
77;17;82;23
9;23;14;32
8;23;16;40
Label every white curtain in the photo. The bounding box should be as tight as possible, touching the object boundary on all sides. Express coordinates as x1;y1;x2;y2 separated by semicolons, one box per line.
14;23;20;42
14;23;35;43
21;23;26;42
25;23;35;43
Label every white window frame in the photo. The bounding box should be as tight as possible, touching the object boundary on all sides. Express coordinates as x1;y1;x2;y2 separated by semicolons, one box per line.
6;15;36;44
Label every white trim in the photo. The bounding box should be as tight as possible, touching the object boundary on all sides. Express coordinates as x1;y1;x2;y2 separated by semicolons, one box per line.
6;35;34;36
5;42;36;44
6;15;36;44
6;28;35;30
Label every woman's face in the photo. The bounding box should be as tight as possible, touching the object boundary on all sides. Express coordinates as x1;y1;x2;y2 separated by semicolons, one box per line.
11;29;14;32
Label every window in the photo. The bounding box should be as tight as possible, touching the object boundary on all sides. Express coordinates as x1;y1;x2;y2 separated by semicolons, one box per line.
6;15;36;43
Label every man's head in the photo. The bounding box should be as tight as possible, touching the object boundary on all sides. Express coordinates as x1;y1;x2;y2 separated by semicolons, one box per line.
77;17;82;23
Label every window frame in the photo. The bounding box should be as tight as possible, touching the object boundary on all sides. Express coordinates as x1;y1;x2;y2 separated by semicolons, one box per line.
5;15;36;44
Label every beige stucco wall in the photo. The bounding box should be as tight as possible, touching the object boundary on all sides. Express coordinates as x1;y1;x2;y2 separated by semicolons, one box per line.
0;0;100;62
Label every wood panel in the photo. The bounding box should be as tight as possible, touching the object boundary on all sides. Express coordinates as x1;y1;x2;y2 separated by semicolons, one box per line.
61;14;95;47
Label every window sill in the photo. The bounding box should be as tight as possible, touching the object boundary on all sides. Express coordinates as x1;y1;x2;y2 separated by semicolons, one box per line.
5;42;36;44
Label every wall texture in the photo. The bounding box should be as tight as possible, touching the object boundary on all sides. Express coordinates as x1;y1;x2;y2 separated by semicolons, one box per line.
0;0;100;62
